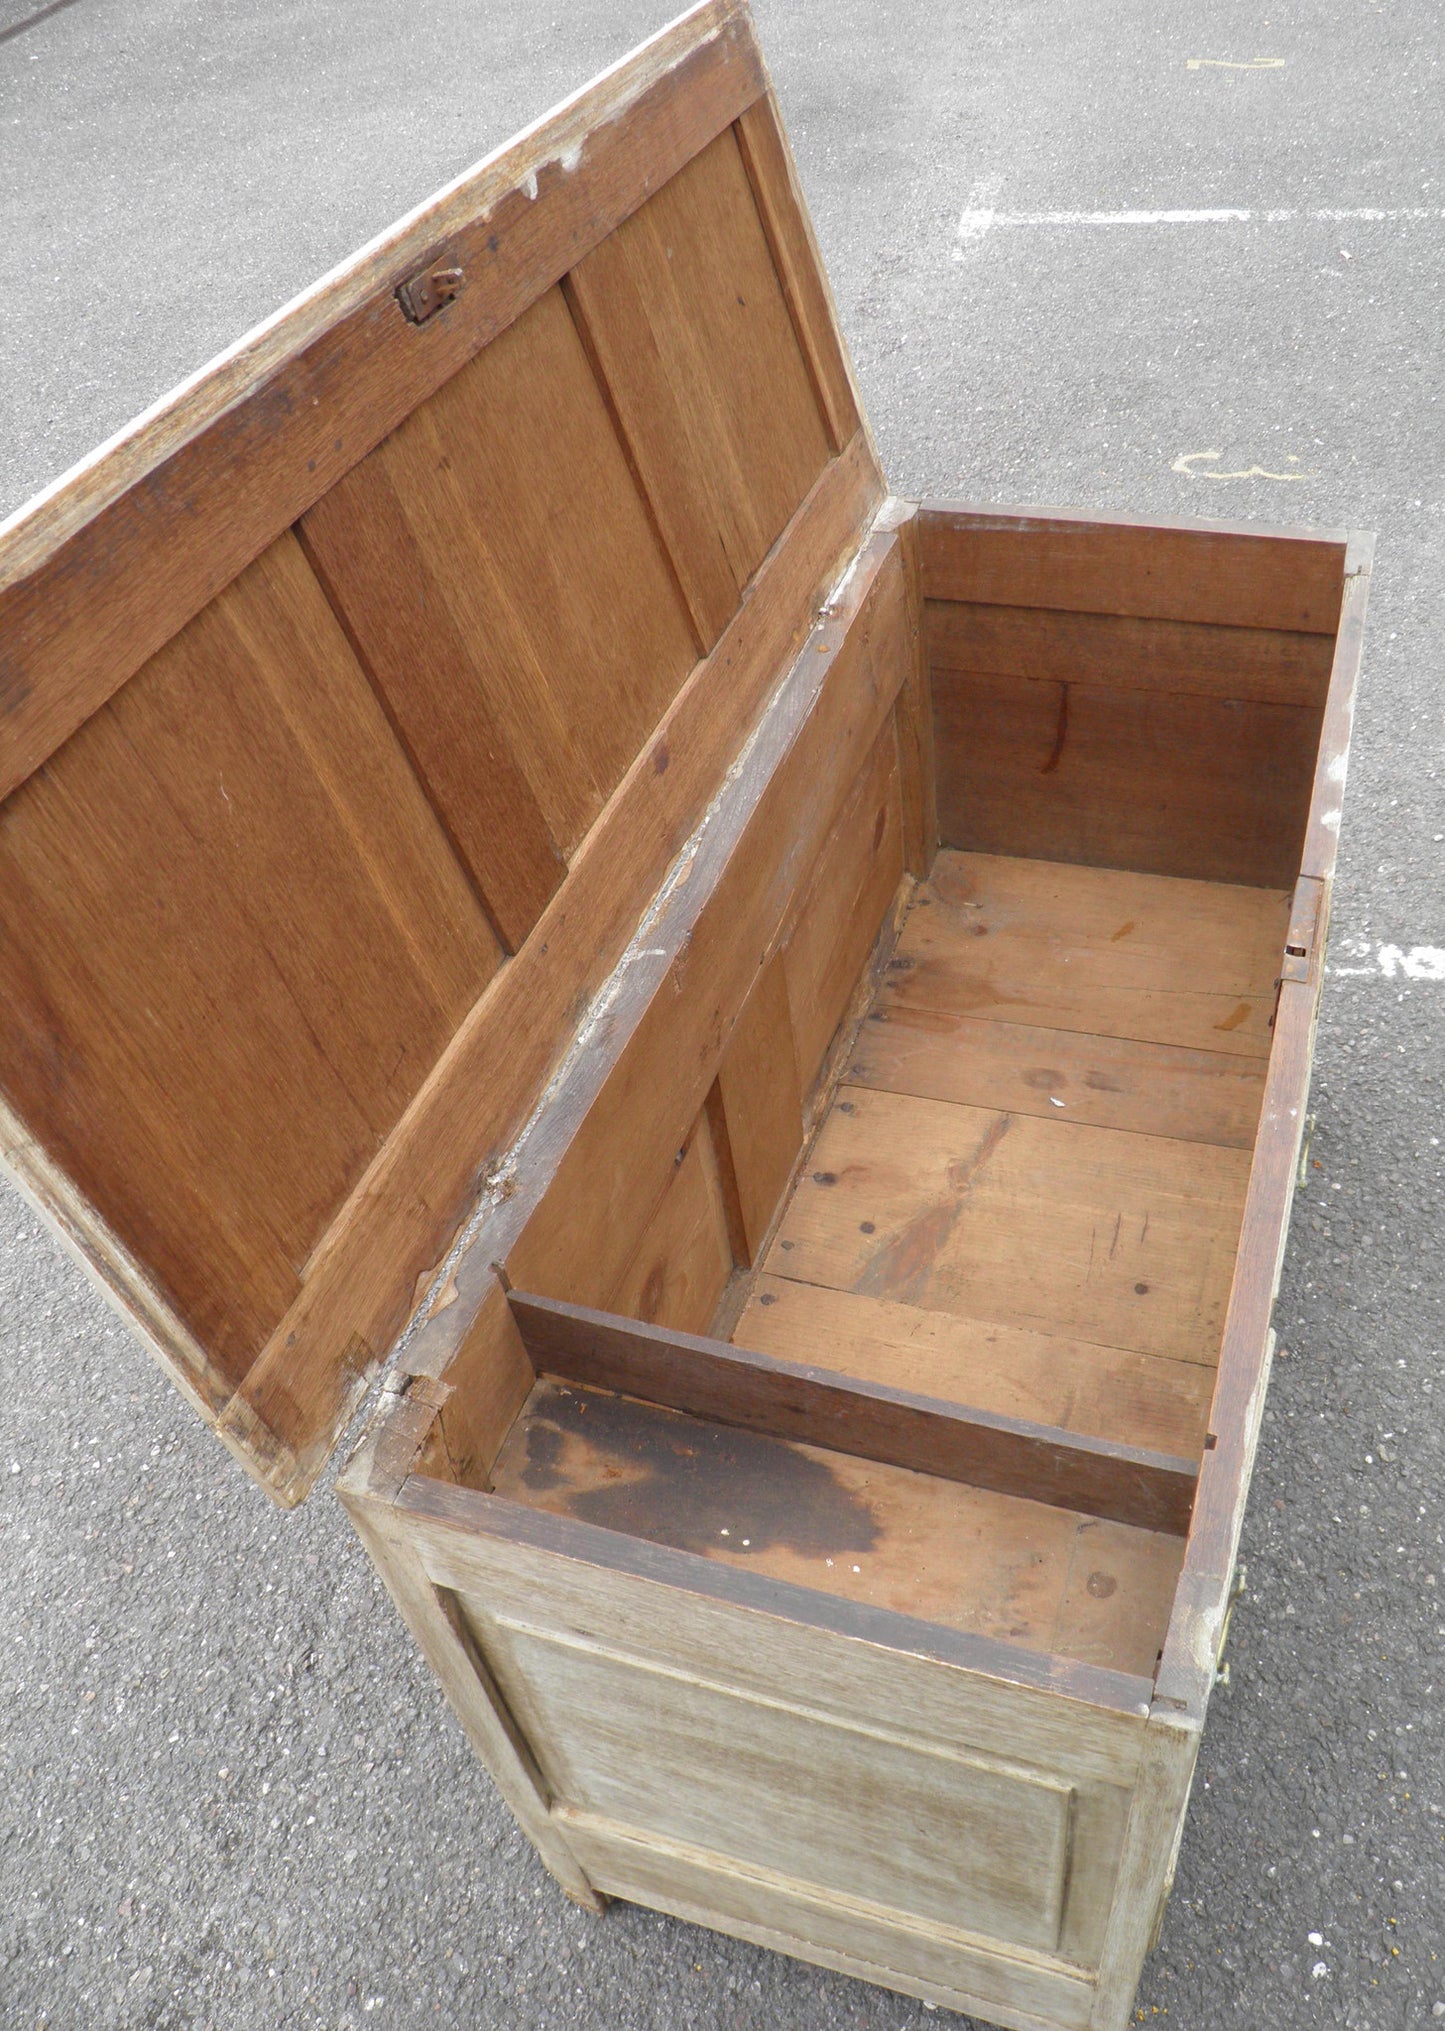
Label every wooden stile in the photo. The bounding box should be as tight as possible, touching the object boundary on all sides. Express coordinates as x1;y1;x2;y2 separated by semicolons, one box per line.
1;7;1370;2028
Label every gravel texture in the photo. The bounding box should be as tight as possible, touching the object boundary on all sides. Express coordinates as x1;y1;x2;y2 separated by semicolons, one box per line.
2;1;1442;2026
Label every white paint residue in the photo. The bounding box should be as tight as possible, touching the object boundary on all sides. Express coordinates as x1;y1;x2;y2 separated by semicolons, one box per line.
1172;450;1318;481
1185;56;1286;69
558;142;583;174
1330;938;1445;981
521;168;539;201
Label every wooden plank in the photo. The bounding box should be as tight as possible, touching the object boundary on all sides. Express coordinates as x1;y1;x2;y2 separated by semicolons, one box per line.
568;124;832;645
931;665;1320;888
560;1814;1098;2029
917;502;1348;633
300;283;699;886
393;1477;1155;1768
220;434;883;1501
883;851;1290;1060
884;503;938;875
487;1380;1183;1673
480;1616;1076;1954
500;534;907;1323
604;1111;735;1334
850;1003;1267;1149
767;1086;1251;1365
1154;963;1321;1719
733;92;864;454
413;1274;536;1491
0;533;500;1377
782;716;907;1091
713;952;803;1261
734;1278;1215;1460
0;1086;239;1425
0;0;765;799
1302;534;1373;881
338;1488;602;1909
510;1291;1198;1533
1087;1709;1200;2029
926;600;1337;707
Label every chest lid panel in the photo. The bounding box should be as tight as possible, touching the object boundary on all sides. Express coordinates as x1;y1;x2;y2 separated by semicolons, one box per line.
0;0;882;1504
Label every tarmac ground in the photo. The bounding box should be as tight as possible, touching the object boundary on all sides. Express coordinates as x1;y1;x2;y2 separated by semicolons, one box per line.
2;2;1443;2027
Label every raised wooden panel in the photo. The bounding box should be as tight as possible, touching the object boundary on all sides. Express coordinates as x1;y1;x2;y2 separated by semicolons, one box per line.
883;852;1290;1060
0;0;765;805
231;454;884;1497
301;285;699;886
501;531;908;1328
477;1613;1076;1953
713;951;803;1261
931;664;1320;888
767;1087;1250;1365
568;125;832;645
783;721;905;1091
0;533;500;1373
605;1111;735;1334
557;1814;1098;2027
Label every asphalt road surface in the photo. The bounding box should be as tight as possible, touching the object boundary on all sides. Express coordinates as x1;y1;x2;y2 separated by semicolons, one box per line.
2;2;1442;2027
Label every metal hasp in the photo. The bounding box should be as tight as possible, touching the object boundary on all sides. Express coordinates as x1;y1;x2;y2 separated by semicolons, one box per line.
396;264;465;324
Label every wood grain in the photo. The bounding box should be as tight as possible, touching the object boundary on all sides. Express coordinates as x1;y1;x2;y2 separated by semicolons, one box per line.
850;1003;1267;1148
301;284;699;888
1154;965;1321;1719
734;1278;1214;1460
0;533;499;1375
222;435;883;1498
500;533;908;1325
394;1475;1155;1763
882;851;1290;1059
0;2;765;799
557;1813;1098;2028
489;1378;1184;1673
931;664;1320;887
1302;535;1374;882
481;1611;1076;1953
917;503;1348;633
886;504;938;875
568;125;832;645
733;93;864;454
604;1111;736;1335
782;716;906;1091
926;600;1337;707
767;1086;1250;1365
509;1291;1198;1533
339;1487;602;1908
713;952;804;1262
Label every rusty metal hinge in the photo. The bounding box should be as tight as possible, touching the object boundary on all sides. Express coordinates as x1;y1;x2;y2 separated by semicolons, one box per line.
396;264;465;325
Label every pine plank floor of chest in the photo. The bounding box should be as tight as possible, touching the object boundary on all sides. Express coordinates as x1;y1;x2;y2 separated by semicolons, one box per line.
0;6;1370;2028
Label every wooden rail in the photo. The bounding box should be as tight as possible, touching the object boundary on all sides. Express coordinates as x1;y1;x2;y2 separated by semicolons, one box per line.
508;1290;1199;1536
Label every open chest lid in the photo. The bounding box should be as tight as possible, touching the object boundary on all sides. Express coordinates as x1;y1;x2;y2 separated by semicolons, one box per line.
0;0;884;1505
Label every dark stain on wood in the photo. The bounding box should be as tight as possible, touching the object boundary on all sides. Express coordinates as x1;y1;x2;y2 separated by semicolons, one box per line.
517;1382;881;1559
1040;680;1070;774
854;1112;1013;1304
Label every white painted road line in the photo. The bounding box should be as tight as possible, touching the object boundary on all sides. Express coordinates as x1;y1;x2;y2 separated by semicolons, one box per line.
954;203;1445;251
1329;943;1445;981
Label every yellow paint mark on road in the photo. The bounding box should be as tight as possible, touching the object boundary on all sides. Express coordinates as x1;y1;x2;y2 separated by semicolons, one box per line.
1172;450;1318;481
1186;57;1286;70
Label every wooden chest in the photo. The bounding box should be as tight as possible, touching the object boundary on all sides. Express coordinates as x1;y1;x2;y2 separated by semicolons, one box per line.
0;6;1370;2026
